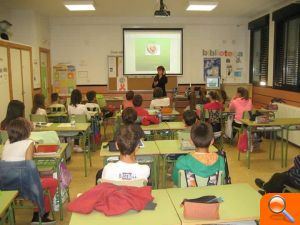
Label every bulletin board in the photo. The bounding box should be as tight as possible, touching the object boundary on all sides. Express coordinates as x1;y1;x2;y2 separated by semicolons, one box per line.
108;55;177;91
53;64;76;96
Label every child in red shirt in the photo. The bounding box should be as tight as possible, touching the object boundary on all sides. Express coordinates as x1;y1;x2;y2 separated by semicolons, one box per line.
122;90;134;109
204;91;223;111
133;95;149;117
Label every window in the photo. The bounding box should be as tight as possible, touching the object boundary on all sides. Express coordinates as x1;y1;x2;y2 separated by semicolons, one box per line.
248;15;269;86
273;4;300;91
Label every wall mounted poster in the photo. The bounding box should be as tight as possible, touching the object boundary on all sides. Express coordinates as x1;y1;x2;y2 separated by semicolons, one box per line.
53;64;76;96
204;58;221;79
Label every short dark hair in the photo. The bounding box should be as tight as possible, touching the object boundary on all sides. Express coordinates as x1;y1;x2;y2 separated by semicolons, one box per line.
51;93;59;103
133;95;143;107
183;110;197;126
153;87;163;99
70;89;82;107
237;87;249;100
191;123;214;148
116;125;140;156
86;91;96;103
7;118;32;143
122;107;137;125
208;91;219;101
126;91;134;101
32;94;45;114
1;100;25;130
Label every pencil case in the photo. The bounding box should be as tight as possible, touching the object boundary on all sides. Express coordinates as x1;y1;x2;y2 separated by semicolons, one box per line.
181;195;222;220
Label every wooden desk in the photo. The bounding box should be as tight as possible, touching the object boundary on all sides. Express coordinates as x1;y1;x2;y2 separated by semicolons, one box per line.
0;191;18;225
100;141;160;189
240;118;300;168
155;140;218;188
34;123;92;177
167;183;260;225
141;122;169;131
68;189;181;225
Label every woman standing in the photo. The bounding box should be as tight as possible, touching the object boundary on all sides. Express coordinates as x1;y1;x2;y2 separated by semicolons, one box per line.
152;66;168;97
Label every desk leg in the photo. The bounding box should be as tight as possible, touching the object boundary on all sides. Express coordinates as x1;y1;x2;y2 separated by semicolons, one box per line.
87;131;92;167
8;204;15;225
56;159;63;221
247;126;252;169
285;127;289;168
281;128;284;168
162;155;167;188
83;132;88;177
150;156;158;189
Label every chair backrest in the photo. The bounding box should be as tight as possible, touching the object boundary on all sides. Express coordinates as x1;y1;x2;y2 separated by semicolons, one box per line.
97;179;147;187
96;94;107;108
87;107;99;112
30;131;60;144
178;170;223;188
0;130;8;144
205;109;222;124
72;114;88;123
47;105;66;113
30;114;48;123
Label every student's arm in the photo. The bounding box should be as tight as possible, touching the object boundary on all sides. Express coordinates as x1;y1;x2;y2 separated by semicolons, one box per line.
228;100;235;112
25;142;35;160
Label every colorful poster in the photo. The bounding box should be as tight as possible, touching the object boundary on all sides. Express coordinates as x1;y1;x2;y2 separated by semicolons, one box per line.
204;58;221;78
53;64;76;96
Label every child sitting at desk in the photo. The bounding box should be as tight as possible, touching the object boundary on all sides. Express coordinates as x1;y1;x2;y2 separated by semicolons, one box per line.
121;107;144;139
172;123;225;186
102;125;150;181
32;94;47;115
1;100;25;130
133;94;149;117
204;91;223;133
49;93;66;112
177;110;198;141
85;90;101;115
150;87;170;109
122;90;134;109
1;118;58;224
68;89;91;121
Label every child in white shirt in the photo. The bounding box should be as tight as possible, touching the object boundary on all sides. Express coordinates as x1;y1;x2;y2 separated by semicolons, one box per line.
49;93;66;112
31;94;47;115
68;89;91;121
85;91;101;115
150;87;170;109
102;125;150;181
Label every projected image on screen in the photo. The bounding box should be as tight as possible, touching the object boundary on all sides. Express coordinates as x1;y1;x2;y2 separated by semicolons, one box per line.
124;29;183;75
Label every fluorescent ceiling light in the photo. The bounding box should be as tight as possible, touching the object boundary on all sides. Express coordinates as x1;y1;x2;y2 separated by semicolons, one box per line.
186;1;218;11
64;0;95;11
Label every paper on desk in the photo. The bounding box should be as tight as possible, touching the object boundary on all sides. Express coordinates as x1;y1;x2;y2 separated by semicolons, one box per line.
57;123;73;128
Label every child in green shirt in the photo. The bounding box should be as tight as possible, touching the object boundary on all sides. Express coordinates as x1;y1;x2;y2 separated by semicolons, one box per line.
173;123;225;186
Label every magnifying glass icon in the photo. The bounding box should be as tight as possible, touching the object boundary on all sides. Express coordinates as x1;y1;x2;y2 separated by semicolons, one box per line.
268;195;295;223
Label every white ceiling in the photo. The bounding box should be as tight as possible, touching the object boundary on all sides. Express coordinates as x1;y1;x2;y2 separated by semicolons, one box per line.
0;0;289;17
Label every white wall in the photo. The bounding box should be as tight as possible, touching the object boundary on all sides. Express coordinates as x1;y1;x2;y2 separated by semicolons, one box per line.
50;16;250;85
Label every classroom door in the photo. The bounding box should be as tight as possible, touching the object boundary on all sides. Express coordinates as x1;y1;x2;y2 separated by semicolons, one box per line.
0;46;11;122
40;49;51;104
21;50;33;119
10;48;23;101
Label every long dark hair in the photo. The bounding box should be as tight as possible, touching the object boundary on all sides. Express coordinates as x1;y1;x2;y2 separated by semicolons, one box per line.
32;94;45;114
1;100;25;130
70;89;82;107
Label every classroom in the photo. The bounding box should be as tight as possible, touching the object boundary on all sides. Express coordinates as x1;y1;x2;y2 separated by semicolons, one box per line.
0;0;300;225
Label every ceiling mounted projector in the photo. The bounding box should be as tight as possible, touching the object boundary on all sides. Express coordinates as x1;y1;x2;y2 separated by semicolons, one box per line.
154;0;170;17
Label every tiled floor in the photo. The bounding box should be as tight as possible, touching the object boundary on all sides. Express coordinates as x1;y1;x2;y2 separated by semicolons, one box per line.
14;137;300;225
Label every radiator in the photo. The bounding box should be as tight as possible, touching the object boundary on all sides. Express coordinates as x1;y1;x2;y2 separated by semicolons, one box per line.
275;103;300;147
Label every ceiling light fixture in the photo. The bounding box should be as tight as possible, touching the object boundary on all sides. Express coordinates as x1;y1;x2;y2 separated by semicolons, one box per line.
186;1;218;11
64;0;95;11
